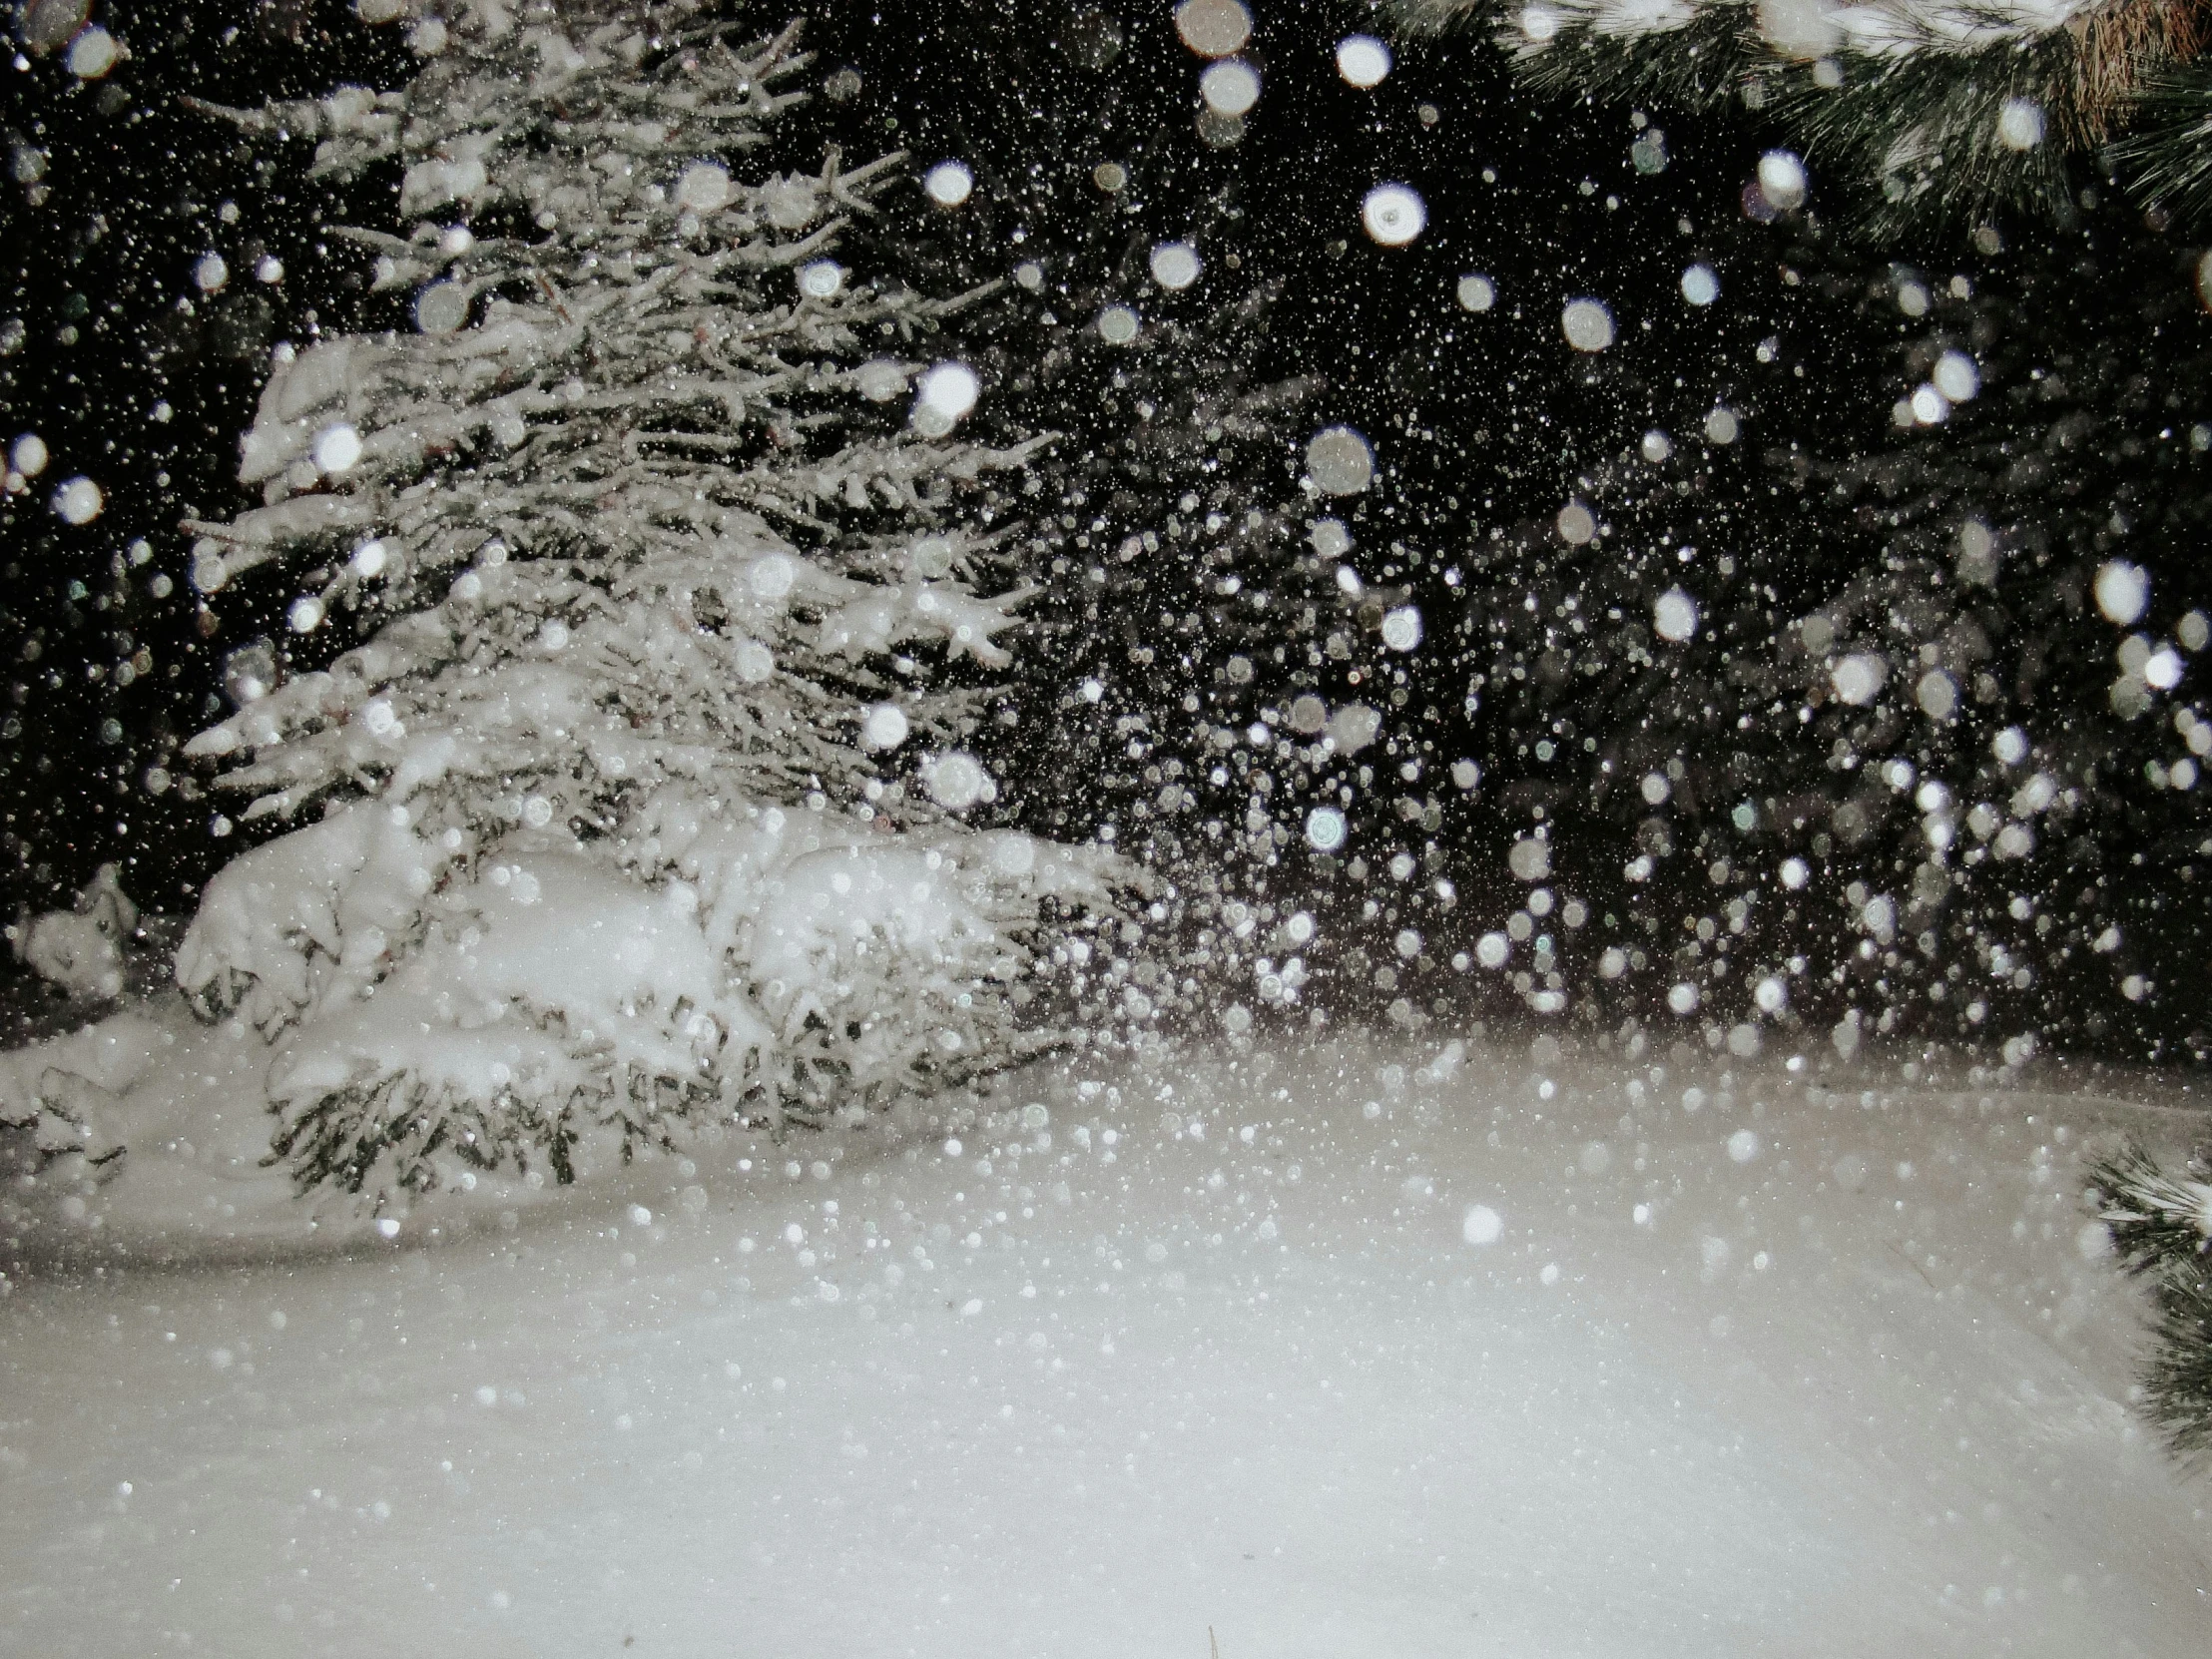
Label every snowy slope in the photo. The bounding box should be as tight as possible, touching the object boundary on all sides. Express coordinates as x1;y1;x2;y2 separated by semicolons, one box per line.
2;1038;2207;1657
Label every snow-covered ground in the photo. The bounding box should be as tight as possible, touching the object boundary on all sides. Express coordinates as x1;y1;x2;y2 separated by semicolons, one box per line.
3;1037;2208;1657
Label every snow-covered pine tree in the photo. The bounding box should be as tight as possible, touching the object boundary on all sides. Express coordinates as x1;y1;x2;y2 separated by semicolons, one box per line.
1400;0;2212;232
2090;1144;2212;1457
67;0;1118;1199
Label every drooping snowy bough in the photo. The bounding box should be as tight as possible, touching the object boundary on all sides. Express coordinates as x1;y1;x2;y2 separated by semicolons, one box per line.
2;0;1123;1207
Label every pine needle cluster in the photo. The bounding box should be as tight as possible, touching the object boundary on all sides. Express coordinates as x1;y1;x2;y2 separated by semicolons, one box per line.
2088;1143;2212;1458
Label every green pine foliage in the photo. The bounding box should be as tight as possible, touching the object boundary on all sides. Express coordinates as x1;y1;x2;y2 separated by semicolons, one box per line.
2089;1143;2212;1458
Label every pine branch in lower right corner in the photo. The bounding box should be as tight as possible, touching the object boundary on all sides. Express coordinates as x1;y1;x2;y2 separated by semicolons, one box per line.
2088;1142;2212;1459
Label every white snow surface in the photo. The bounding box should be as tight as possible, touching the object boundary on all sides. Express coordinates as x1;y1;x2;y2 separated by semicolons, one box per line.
3;1038;2208;1656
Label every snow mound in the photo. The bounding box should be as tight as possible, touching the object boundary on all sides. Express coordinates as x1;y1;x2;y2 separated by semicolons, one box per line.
1;1038;2206;1654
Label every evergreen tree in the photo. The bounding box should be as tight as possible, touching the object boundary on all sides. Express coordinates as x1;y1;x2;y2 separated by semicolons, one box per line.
2090;1143;2212;1458
5;0;1119;1201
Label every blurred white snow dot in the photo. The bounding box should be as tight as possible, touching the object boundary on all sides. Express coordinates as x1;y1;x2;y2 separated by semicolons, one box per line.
1175;0;1251;56
1361;183;1426;246
1539;1262;1561;1286
1449;758;1480;789
797;260;843;299
2093;559;2149;625
1223;1002;1254;1034
1336;34;1391;87
860;703;909;751
911;361;980;434
1305;424;1374;494
1993;725;2029;765
923;160;973;207
1097;303;1141;344
1304;806;1348;851
1757;150;1808;210
1653;588;1699;642
1704;407;1740;444
351;538;388;577
1667;981;1700;1014
1728;1129;1762;1163
2179;610;2209;650
11;432;47;476
674;161;732;214
414;280;469;333
855;358;908;402
313;423;363;474
1328;702;1382;751
192;252;230;293
1933;349;1979;402
287;596;324;633
2075;1220;2113;1260
1381;605;1422;651
1519;5;1561;41
927;752;990;810
1560;297;1615;351
732;640;775;683
1641;428;1673;462
1200;59;1261;116
1755;974;1788;1013
1911;384;1950;424
1680;263;1719;305
1309;517;1352;558
1508;836;1551;881
66;24;119;78
2144;645;2183;690
50;475;102;524
1455;273;1496;311
1781;855;1810;888
1462;1204;1503;1245
1997;97;2046;150
1556;500;1596;543
1476;931;1509;968
1641;771;1671;805
1149;241;1202;289
1917;669;1958;721
1831;652;1888;705
255;254;282;283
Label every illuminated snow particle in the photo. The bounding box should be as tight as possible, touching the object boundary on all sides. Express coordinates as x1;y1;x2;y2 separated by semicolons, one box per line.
256;255;283;283
927;752;990;810
1641;428;1673;463
1780;856;1809;889
1757;150;1808;210
1997;97;2045;151
1328;703;1381;752
1667;981;1700;1015
1933;349;1979;402
860;704;909;751
923;160;973;207
66;25;119;78
1309;518;1352;558
1599;946;1627;978
1200;59;1261;116
1449;758;1480;790
1337;35;1391;87
2144;646;2183;690
674;161;733;214
414;280;470;333
1508;837;1551;881
1381;605;1422;652
51;475;102;524
1476;932;1509;968
1361;183;1426;246
1097;303;1140;344
11;432;47;477
1305;806;1348;851
1462;1204;1503;1245
1456;274;1496;312
1641;771;1671;805
1704;407;1740;444
1149;242;1202;290
1911;384;1950;425
1755;975;1788;1014
351;539;388;578
1556;501;1596;544
313;423;363;474
732;640;775;683
747;552;797;601
1680;263;1719;305
193;253;229;292
1728;1128;1762;1163
855;358;908;402
1916;669;1957;722
1653;588;1698;642
1830;652;1887;706
1519;5;1561;42
912;361;980;434
1175;0;1252;57
1305;425;1374;494
2093;559;2149;625
287;596;324;633
1561;297;1614;351
797;260;843;299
